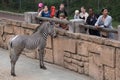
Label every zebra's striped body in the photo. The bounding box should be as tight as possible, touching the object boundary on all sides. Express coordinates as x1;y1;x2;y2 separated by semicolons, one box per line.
9;22;56;76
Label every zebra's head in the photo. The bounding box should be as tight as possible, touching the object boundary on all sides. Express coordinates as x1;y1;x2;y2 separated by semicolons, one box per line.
47;22;57;38
38;22;57;38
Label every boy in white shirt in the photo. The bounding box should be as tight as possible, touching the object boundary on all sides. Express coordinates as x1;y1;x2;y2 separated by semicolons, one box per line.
74;10;80;19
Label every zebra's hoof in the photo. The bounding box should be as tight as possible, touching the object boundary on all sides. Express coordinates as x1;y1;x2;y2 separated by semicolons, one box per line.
40;66;47;70
11;73;16;77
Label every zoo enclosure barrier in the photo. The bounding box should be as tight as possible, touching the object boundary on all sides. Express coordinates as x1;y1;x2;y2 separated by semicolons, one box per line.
35;16;119;41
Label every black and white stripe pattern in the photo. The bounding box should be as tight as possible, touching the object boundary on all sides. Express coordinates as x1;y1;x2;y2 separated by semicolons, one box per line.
42;31;48;40
9;21;56;50
9;21;57;76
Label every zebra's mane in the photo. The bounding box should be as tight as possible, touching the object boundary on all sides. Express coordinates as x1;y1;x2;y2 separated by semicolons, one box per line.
33;22;50;34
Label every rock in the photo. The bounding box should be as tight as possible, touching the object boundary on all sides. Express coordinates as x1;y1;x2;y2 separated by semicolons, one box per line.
44;49;54;63
116;49;120;80
104;66;115;80
101;46;115;68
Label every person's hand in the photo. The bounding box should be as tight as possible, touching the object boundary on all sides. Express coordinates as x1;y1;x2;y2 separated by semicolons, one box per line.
55;24;60;28
96;26;102;30
95;26;99;29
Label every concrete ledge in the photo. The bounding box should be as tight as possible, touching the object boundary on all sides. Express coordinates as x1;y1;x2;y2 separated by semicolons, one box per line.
0;10;24;17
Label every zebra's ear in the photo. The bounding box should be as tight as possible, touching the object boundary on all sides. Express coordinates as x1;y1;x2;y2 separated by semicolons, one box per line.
47;22;52;28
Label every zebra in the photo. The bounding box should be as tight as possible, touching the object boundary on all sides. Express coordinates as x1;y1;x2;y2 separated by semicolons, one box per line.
8;21;56;76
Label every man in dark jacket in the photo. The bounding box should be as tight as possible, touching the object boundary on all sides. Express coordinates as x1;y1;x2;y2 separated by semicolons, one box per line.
55;3;68;19
86;8;100;36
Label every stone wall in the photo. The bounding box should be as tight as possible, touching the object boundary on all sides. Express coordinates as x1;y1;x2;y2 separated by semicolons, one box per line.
0;10;24;21
0;18;120;80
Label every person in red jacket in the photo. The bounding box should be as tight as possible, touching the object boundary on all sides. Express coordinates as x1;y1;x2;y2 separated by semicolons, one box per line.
50;6;56;18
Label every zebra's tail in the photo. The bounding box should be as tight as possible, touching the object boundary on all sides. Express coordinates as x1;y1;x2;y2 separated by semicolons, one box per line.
8;39;14;60
9;41;13;48
8;35;18;49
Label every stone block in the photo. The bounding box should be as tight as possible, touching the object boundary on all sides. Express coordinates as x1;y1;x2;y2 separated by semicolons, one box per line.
55;28;66;36
116;49;120;80
64;52;71;58
72;59;78;64
3;34;14;49
53;36;76;65
79;33;106;44
24;29;33;35
65;31;79;39
71;54;82;61
101;46;115;67
88;43;102;54
78;66;84;74
89;53;102;67
46;36;52;48
118;25;120;41
24;12;32;23
84;62;89;75
64;62;69;69
104;66;115;80
4;35;14;44
3;19;12;25
70;33;80;39
87;35;105;44
13;26;21;35
21;22;39;29
20;27;25;35
104;39;120;48
77;61;84;67
89;53;103;80
0;36;4;47
53;36;66;66
64;62;78;72
81;57;89;62
77;41;89;56
4;24;14;33
0;24;4;36
71;63;78;72
11;20;21;26
64;39;76;53
24;12;38;24
79;33;90;41
64;57;72;63
44;49;53;63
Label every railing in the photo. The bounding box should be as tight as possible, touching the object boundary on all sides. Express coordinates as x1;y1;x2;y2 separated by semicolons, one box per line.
0;10;119;41
0;10;24;21
36;16;119;40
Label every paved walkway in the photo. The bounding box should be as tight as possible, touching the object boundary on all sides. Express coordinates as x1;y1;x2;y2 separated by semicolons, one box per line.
0;48;94;80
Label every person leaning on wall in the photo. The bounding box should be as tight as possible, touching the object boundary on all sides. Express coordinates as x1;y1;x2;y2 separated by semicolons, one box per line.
95;8;114;39
74;10;80;19
55;3;68;19
37;3;44;17
36;2;44;24
86;8;100;36
41;5;50;18
79;6;89;23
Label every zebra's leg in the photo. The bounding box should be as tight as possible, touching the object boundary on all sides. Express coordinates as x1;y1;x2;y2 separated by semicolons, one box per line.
10;49;20;76
38;49;47;70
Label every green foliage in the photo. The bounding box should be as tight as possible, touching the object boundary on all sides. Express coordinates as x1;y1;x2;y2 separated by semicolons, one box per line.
0;0;120;22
